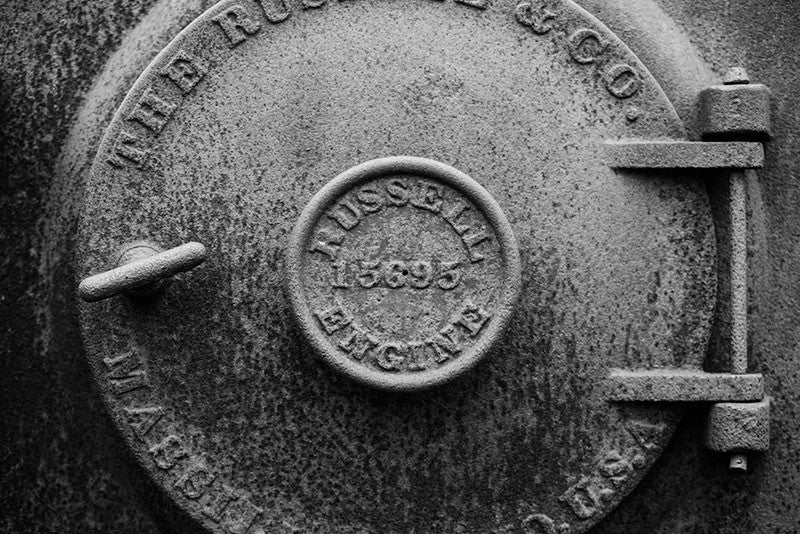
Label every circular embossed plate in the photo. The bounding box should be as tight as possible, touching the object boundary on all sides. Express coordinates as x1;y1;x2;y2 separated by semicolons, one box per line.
286;156;522;391
77;0;716;533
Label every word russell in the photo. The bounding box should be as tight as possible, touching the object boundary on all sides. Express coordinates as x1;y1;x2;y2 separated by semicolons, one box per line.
307;178;493;264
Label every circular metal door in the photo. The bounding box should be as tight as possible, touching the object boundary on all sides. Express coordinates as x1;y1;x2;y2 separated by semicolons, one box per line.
77;0;715;532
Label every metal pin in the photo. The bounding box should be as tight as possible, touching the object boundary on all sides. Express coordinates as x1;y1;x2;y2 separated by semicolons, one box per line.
726;67;751;472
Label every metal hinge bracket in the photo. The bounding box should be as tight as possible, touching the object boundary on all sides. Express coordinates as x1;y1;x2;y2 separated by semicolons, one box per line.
602;67;772;471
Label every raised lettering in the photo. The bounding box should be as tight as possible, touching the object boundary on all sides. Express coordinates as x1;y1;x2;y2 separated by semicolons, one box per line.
356;185;385;214
124;405;164;440
522;514;557;534
437;261;462;290
376;342;405;371
625;419;664;451
463;229;489;262
160;49;208;94
175;460;215;499
104;350;148;394
327;198;362;230
258;0;290;22
559;477;599;519
406;341;431;371
330;260;349;288
515;1;556;34
212;5;262;47
383;260;407;288
309;228;344;260
410;181;444;212
148;434;188;470
356;260;381;288
455;301;491;336
128;88;177;132
108;130;150;168
386;179;410;206
604;64;641;99
335;260;460;289
428;325;462;363
442;200;471;233
202;484;236;523
315;305;353;334
598;450;633;487
408;260;434;289
221;494;263;534
443;203;493;261
295;170;513;379
559;476;614;520
338;326;379;360
567;28;607;64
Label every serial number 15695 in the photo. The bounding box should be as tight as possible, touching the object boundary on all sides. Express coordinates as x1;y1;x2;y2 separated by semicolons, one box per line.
329;259;463;290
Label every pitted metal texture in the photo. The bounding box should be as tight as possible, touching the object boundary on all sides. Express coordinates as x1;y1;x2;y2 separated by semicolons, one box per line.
75;0;716;533
13;0;800;533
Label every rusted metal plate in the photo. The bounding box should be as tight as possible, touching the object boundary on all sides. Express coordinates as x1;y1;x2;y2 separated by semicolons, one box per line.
77;0;716;532
286;156;522;391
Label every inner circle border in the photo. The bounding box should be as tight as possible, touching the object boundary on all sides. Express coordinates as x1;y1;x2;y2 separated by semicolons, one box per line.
285;156;523;392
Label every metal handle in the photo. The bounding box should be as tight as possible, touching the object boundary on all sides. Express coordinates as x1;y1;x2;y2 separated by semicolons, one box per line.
78;242;207;302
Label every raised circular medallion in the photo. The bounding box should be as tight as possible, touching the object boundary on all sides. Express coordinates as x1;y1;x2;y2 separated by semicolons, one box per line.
287;156;522;391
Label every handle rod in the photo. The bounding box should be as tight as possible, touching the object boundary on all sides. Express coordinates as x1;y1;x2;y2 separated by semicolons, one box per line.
79;242;206;302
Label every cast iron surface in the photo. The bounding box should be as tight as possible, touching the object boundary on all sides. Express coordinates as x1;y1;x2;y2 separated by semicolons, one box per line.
2;0;800;533
76;0;714;532
286;156;522;392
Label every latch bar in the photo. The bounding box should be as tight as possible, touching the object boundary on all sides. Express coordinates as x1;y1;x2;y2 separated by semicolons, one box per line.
605;369;764;402
603;140;764;169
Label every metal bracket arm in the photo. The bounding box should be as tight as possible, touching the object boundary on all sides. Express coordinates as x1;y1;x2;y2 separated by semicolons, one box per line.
603;140;764;169
605;369;764;402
